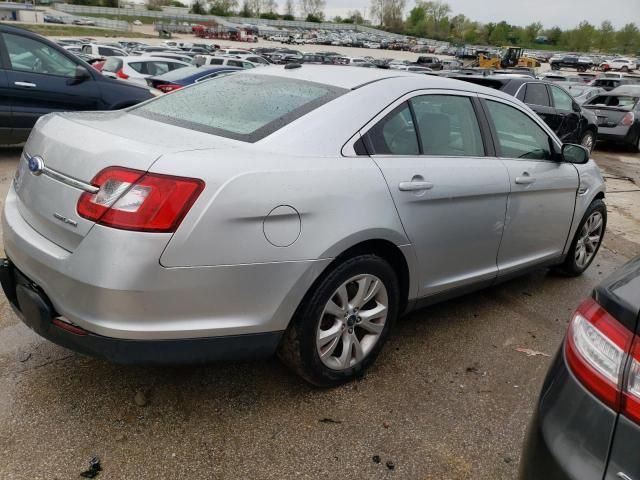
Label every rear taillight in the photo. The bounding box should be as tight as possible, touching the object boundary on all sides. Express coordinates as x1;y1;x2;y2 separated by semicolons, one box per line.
77;167;204;233
623;340;640;423
158;83;182;93
620;112;635;127
116;68;129;79
566;297;640;423
566;298;632;409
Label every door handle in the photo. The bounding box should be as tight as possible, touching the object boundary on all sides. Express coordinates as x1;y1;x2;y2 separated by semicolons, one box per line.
398;180;434;191
515;172;536;185
14;81;36;88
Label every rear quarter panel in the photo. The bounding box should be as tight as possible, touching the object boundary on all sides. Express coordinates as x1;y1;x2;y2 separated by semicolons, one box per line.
154;149;411;268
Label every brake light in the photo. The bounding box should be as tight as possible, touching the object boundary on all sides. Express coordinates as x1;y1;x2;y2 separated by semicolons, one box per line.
116;68;129;79
620;112;635;127
158;83;182;93
623;340;640;423
77;167;204;232
566;298;633;410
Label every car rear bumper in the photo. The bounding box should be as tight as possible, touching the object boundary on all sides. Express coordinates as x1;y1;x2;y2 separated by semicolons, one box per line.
597;125;635;144
519;346;616;480
3;183;330;346
0;259;282;364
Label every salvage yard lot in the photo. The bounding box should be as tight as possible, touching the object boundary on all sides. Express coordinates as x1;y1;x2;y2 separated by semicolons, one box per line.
0;145;637;479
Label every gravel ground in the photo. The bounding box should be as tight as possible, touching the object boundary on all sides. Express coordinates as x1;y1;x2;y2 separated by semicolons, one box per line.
0;141;638;479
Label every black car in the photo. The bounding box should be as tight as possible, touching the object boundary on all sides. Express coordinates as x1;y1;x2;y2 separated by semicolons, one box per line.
414;55;443;70
520;256;640;480
551;54;592;72
453;75;598;150
0;24;153;145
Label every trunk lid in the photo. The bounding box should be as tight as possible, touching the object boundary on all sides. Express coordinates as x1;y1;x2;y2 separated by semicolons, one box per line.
15;111;237;252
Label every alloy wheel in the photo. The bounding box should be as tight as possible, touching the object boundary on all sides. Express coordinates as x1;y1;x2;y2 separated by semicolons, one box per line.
316;274;388;370
581;133;594;152
575;211;604;269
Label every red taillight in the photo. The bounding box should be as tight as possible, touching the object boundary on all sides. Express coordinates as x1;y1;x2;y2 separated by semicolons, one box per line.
77;167;204;233
620;112;635;127
566;298;633;410
116;68;129;79
158;83;182;93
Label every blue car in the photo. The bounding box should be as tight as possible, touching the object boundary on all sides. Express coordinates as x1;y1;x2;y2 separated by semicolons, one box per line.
0;24;153;144
146;66;241;93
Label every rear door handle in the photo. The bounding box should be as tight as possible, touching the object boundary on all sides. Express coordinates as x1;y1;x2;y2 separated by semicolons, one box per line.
14;81;36;88
398;181;434;191
515;172;536;185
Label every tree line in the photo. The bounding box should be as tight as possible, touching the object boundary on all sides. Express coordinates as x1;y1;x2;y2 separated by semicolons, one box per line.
380;0;640;53
66;0;640;52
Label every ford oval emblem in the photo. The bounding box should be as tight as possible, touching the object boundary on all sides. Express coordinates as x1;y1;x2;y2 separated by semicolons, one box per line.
28;156;45;176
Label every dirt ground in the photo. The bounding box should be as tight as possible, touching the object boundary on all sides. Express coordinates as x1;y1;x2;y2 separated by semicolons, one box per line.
0;141;637;478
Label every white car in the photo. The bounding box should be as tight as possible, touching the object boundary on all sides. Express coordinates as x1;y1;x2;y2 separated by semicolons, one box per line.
102;56;190;86
80;44;127;58
224;53;271;66
395;65;433;74
216;48;251;55
132;19;143;26
62;45;82;55
603;58;636;72
193;55;257;69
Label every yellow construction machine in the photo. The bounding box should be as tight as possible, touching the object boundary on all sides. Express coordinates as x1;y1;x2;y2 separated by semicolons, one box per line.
477;47;540;69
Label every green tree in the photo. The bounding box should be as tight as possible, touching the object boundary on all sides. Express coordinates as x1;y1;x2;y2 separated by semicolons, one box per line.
190;0;206;13
239;0;252;16
617;23;640;53
596;20;615;51
305;12;323;22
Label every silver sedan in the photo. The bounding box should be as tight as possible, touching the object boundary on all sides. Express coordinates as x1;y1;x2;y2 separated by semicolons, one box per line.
1;66;606;386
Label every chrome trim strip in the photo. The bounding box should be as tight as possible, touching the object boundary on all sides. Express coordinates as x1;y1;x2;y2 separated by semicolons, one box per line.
24;152;99;194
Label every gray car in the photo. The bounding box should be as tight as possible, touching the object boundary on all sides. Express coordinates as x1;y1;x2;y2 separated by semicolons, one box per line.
0;66;607;386
583;85;640;152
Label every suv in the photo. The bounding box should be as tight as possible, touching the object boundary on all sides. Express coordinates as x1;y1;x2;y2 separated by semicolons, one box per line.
551;54;592;72
454;75;599;150
415;56;443;70
0;24;153;144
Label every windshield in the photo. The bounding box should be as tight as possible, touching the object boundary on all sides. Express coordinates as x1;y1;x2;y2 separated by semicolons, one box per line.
132;73;346;142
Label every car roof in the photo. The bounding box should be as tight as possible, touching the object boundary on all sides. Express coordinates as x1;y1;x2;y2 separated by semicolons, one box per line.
245;65;521;99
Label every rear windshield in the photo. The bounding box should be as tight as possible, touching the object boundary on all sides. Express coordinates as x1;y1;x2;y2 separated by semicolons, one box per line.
102;57;122;72
587;95;639;110
132;73;345;142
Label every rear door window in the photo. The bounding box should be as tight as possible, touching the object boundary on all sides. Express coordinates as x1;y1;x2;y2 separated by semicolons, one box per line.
524;83;551;107
411;95;484;156
128;62;145;74
364;103;419;155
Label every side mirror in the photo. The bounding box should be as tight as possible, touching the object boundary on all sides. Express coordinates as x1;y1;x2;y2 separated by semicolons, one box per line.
562;143;589;164
70;65;91;84
573;102;581;112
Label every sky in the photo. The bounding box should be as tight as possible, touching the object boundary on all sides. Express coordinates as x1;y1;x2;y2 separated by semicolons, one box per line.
322;0;640;29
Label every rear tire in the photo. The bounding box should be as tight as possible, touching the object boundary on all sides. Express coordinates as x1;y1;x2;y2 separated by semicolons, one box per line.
621;66;629;72
555;199;606;276
278;254;400;387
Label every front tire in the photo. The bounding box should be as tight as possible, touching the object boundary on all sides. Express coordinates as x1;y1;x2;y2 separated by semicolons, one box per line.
279;254;400;387
580;130;596;152
556;199;606;276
